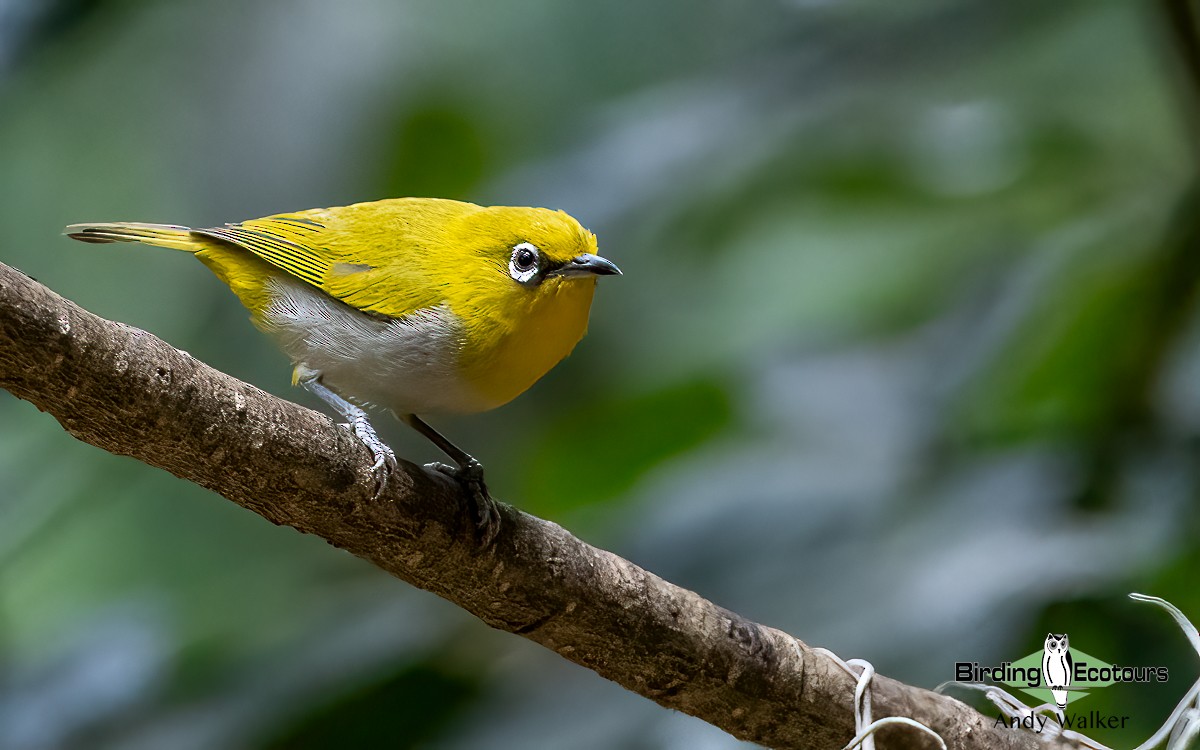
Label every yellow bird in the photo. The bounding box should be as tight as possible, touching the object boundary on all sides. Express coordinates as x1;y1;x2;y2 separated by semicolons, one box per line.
66;197;620;543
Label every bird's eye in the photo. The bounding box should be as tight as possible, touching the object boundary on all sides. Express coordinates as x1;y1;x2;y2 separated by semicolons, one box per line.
509;242;540;283
514;244;537;271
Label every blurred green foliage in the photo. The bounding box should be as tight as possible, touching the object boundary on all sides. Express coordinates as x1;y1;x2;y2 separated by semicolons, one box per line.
381;100;492;200
523;378;733;515
1;1;1199;748
262;662;480;750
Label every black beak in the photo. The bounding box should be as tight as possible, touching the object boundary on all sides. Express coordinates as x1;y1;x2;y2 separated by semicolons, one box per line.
553;253;622;278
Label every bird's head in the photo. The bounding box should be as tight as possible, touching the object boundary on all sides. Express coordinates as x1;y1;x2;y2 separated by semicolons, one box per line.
454;205;619;294
445;204;620;326
444;204;620;407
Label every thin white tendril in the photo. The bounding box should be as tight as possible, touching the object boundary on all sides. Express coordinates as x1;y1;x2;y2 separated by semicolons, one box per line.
813;648;947;750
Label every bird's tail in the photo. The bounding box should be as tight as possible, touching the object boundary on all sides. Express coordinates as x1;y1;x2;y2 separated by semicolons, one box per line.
64;222;201;253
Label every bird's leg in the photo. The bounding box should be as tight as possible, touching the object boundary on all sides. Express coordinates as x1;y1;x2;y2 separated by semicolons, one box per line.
401;413;500;546
299;373;397;498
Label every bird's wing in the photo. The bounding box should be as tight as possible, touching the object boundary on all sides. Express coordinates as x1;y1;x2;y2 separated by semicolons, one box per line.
195;215;332;288
193;212;439;319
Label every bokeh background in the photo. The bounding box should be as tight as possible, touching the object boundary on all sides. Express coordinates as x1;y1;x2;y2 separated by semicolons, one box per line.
2;1;1199;748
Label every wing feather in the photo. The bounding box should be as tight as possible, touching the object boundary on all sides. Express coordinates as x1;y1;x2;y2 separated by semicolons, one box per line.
191;209;442;321
194;217;332;288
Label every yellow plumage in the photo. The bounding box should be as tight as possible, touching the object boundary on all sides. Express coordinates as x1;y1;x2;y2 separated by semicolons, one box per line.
68;198;610;411
67;197;620;542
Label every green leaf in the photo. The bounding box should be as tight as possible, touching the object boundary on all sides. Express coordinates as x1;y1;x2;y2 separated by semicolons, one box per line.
522;378;734;515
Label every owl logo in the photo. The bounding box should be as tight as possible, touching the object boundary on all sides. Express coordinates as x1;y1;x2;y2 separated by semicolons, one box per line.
1042;633;1072;709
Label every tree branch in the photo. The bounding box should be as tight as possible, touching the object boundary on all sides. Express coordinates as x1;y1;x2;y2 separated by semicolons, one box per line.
0;260;1061;750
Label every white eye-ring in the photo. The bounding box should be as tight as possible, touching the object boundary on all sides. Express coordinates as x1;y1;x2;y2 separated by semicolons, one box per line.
509;242;540;284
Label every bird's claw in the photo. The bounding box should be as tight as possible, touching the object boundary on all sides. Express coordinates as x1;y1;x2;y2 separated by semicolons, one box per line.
425;459;501;547
344;416;397;499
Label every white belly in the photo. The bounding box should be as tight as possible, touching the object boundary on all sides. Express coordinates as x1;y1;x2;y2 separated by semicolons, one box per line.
256;277;491;415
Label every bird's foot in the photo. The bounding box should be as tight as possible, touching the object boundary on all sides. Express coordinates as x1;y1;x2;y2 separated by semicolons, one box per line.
426;459;501;547
345;414;397;499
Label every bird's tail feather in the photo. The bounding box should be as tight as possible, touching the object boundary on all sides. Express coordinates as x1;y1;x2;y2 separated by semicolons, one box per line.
64;222;200;253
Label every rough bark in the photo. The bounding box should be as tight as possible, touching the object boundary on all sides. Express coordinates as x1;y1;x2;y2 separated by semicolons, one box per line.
0;260;1065;750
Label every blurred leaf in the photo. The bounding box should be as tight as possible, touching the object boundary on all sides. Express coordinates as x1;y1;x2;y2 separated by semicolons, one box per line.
259;662;480;750
957;242;1168;443
380;101;490;200
522;378;734;515
809;153;920;204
